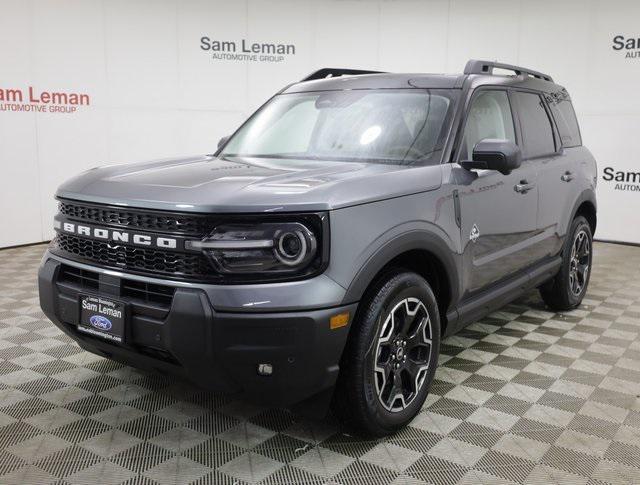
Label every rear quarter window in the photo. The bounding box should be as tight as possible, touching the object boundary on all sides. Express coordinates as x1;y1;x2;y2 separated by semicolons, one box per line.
546;89;582;148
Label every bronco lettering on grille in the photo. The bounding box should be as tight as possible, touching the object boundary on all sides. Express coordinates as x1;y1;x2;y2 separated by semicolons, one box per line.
56;220;178;250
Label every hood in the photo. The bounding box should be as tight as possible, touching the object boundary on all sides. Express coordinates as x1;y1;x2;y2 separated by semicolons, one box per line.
56;155;443;213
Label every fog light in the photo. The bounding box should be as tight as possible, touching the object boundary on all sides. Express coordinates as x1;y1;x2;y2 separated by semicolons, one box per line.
257;363;273;376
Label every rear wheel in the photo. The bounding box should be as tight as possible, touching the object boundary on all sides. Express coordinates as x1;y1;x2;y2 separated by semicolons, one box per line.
333;269;440;437
540;216;593;311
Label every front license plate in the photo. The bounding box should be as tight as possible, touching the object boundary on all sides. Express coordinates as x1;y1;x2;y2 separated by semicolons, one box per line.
78;294;126;343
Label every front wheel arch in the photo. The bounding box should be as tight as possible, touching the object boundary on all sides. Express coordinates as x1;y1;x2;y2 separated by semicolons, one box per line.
341;230;460;334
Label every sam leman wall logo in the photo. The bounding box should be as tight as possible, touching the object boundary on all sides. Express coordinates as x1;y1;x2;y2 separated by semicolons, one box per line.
612;34;640;59
602;166;640;192
0;86;90;114
200;36;296;63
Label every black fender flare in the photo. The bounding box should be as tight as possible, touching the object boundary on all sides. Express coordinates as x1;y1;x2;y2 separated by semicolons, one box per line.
341;228;461;316
565;188;597;238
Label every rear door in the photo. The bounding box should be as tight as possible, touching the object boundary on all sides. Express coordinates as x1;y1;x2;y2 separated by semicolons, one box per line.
453;88;540;295
534;90;584;256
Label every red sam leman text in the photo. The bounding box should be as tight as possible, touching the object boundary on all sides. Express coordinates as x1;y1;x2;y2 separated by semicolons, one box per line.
0;86;90;105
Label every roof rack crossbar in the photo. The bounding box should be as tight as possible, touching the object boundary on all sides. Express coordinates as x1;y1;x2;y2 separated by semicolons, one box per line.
464;59;553;82
301;68;385;82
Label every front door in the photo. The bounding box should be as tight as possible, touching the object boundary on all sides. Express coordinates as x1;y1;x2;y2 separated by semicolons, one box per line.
453;89;540;296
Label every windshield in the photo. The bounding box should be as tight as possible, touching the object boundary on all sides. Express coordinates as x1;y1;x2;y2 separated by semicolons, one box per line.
221;89;457;165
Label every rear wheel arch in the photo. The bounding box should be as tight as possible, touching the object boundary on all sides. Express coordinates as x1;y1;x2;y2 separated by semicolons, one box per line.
567;190;597;237
575;200;597;235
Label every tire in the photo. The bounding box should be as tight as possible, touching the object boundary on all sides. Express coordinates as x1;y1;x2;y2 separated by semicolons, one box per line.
333;269;441;437
540;215;593;311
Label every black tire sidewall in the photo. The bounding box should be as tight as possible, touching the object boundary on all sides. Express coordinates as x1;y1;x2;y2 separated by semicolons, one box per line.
357;271;441;432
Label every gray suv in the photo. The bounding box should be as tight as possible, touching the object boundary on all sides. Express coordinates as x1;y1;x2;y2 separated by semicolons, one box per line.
38;60;597;436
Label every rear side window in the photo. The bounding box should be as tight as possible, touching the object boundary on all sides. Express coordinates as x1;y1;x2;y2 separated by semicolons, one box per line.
546;89;582;148
513;91;556;158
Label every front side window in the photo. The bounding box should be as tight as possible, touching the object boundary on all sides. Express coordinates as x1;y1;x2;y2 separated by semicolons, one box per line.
221;89;457;165
513;91;556;158
460;90;515;160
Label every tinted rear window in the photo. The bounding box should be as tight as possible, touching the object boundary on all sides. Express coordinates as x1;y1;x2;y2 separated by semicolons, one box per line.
514;91;556;158
546;89;582;148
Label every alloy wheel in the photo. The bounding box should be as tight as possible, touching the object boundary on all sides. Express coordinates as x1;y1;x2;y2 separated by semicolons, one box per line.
569;229;590;297
373;297;433;412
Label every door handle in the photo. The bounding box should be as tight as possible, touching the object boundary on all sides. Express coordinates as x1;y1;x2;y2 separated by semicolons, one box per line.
514;180;535;194
561;171;574;182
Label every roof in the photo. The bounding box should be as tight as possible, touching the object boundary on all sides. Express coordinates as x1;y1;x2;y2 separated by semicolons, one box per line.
281;61;563;95
282;73;466;93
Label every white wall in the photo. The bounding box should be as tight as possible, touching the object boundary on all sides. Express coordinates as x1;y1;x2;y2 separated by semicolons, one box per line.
1;0;639;247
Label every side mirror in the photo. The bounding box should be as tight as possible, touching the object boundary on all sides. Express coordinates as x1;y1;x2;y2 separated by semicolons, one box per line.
460;139;522;175
217;135;230;150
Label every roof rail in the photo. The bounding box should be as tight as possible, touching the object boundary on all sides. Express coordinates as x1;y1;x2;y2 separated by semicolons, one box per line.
464;59;553;82
301;68;385;82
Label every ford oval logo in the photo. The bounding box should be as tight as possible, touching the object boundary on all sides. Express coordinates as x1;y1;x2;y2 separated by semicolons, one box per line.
89;315;112;331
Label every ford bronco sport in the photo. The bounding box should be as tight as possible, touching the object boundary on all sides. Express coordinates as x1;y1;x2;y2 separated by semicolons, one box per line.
39;60;597;436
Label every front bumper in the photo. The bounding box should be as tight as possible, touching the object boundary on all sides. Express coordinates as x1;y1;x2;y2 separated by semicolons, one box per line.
38;255;356;407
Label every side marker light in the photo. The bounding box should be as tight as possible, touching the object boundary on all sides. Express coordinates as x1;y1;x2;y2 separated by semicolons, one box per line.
330;312;350;330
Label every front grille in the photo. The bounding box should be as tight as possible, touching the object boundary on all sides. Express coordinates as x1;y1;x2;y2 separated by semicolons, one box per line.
53;198;326;283
59;200;213;236
55;263;178;363
58;265;99;291
52;233;212;280
122;279;175;307
58;264;175;307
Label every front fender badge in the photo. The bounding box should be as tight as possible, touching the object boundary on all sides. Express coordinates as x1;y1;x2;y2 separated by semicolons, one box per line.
470;224;480;243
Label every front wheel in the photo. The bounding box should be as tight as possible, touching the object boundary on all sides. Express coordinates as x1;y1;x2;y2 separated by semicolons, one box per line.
333;269;441;437
540;215;593;311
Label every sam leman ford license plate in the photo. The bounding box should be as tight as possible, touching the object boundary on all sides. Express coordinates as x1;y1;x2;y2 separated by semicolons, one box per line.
79;295;126;343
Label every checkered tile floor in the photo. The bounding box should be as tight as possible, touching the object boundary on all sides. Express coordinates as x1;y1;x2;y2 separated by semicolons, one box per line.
0;243;639;484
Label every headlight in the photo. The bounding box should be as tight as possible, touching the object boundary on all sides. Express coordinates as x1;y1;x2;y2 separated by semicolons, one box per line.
185;214;328;282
